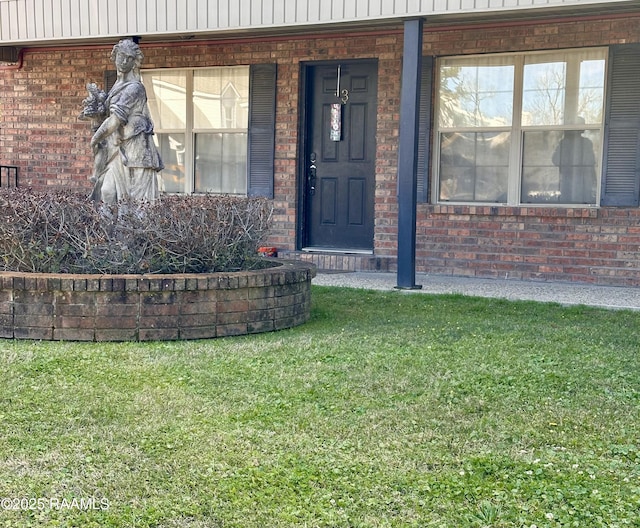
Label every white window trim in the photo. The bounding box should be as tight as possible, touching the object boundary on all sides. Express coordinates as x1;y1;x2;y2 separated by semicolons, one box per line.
433;47;608;207
143;66;250;196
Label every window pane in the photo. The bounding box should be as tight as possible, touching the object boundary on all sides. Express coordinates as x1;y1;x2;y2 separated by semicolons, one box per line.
155;133;186;193
521;130;599;204
143;71;188;129
195;133;247;194
193;67;250;129
439;58;514;128
439;132;510;202
522;51;606;126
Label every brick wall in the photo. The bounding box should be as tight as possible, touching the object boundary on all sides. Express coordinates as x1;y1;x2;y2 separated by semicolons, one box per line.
418;206;640;286
0;31;406;258
2;14;640;285
0;261;315;342
415;14;640;286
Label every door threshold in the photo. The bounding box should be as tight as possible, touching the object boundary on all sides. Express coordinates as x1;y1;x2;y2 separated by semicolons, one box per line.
301;247;374;255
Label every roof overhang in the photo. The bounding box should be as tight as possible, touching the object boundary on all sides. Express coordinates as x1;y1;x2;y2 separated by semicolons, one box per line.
1;1;637;49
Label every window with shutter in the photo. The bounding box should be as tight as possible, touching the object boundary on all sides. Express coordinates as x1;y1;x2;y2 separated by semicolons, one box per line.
132;64;276;196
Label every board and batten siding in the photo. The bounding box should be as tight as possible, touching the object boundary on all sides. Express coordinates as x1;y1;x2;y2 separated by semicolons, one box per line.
0;0;633;45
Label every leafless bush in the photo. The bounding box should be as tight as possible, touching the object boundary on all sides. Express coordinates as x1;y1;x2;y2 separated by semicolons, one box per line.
0;190;273;274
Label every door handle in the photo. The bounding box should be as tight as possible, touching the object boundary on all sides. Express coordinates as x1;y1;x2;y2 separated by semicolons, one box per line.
308;153;317;196
309;166;316;196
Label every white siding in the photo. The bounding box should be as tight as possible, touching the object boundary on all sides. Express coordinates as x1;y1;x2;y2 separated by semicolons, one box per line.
0;0;634;45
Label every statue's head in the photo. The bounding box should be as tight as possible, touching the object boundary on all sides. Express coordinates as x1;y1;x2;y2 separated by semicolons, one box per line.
110;39;144;71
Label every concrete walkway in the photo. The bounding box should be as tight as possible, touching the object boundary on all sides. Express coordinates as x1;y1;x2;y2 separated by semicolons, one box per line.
312;271;640;311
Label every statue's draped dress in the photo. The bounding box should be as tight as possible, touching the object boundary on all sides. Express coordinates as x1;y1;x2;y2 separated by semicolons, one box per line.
91;78;163;202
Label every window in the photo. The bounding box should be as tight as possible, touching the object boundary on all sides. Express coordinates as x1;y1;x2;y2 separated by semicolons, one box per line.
435;48;607;205
143;67;250;195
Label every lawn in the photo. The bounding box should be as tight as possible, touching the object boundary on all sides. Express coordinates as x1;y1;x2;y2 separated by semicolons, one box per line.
0;286;638;527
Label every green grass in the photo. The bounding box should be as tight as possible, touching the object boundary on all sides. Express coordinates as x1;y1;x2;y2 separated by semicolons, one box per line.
0;286;639;527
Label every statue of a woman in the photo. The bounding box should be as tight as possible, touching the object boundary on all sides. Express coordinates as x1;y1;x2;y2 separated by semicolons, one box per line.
87;39;163;203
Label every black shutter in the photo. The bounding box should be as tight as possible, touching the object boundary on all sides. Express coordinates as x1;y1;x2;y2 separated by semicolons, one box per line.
601;44;640;207
0;46;19;63
247;63;277;198
104;70;117;92
417;56;434;203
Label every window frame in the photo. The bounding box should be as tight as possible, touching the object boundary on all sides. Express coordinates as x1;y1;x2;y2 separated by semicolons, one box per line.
143;65;251;196
432;47;608;207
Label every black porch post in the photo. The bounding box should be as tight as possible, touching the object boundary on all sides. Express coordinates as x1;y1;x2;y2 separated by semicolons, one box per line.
396;18;424;289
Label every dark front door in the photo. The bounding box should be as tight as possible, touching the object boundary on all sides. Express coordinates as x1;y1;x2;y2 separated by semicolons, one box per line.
303;61;378;251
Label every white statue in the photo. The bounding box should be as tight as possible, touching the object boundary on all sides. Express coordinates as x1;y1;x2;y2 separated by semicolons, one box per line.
81;39;163;203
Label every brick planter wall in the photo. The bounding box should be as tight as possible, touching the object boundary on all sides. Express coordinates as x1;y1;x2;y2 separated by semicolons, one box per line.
0;260;316;342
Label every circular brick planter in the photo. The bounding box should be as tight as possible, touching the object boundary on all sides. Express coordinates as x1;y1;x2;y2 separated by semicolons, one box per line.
0;260;316;342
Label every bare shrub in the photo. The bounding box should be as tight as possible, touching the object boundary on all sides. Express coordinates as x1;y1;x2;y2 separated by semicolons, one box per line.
0;190;273;274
